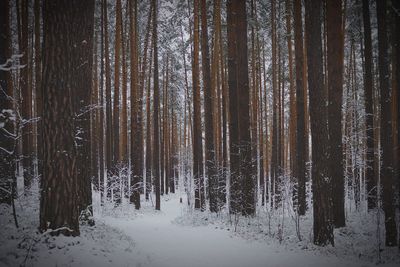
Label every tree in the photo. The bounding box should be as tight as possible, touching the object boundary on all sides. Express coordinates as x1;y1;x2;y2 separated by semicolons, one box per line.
270;0;279;209
0;0;16;205
103;0;113;199
152;0;161;211
392;0;400;249
236;0;255;216
113;0;121;169
304;0;334;246
361;0;376;210
227;0;240;214
74;0;95;218
19;0;34;188
193;0;205;211
143;3;153;201
200;0;217;212
130;0;142;209
376;0;397;247
293;0;306;216
40;0;95;236
326;0;345;228
227;0;255;216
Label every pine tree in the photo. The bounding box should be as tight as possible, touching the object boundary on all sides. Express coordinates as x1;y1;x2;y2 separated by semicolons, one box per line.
20;0;34;188
326;0;345;228
304;0;334;246
152;0;161;211
0;0;15;205
293;0;306;216
376;0;397;247
130;0;142;209
40;0;95;236
361;0;376;210
227;0;255;216
200;0;217;213
193;0;205;211
103;0;113;199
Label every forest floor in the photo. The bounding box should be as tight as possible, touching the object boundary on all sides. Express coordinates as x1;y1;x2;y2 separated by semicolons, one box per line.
0;189;399;267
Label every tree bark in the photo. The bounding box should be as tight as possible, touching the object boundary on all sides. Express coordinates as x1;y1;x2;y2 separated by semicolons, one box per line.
326;0;345;228
200;0;217;213
40;0;95;236
361;0;376;210
193;0;205;211
0;0;16;205
304;0;334;246
376;0;397;247
293;0;306;216
152;0;161;211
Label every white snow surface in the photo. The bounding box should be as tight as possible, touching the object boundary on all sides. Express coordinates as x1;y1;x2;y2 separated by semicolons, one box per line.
0;191;399;267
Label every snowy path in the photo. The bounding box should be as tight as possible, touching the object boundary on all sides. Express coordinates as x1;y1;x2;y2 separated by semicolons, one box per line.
103;195;388;267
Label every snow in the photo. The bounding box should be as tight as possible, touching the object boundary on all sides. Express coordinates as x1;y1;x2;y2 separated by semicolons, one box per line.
1;190;399;267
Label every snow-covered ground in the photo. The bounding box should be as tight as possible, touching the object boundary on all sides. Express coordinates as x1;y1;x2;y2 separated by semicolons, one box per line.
1;191;399;267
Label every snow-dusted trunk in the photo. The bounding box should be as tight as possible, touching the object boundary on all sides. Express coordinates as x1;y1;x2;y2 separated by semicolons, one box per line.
0;0;16;205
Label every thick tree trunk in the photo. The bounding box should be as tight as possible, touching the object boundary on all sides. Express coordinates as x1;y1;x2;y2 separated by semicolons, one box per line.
236;0;255;216
74;0;95;221
40;0;95;236
227;0;240;214
227;0;254;216
304;0;334;246
361;0;376;211
0;0;16;205
392;0;400;249
20;0;33;188
200;0;217;213
327;0;345;228
376;0;397;247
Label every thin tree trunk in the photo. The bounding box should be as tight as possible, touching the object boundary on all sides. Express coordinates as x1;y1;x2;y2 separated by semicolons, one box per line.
293;0;306;215
152;0;161;211
193;0;205;211
103;0;113;199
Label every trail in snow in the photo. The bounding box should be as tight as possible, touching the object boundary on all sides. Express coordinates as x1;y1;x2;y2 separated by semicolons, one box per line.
103;194;391;267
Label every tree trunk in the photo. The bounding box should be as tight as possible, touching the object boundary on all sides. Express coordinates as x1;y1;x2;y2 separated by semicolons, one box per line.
103;0;113;199
326;0;345;228
40;0;95;236
361;0;376;211
152;0;161;211
20;0;33;188
193;0;205;211
304;0;334;246
0;0;16;205
200;0;217;213
391;0;400;249
130;0;142;210
376;0;397;247
227;0;240;214
73;0;95;221
293;0;306;216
